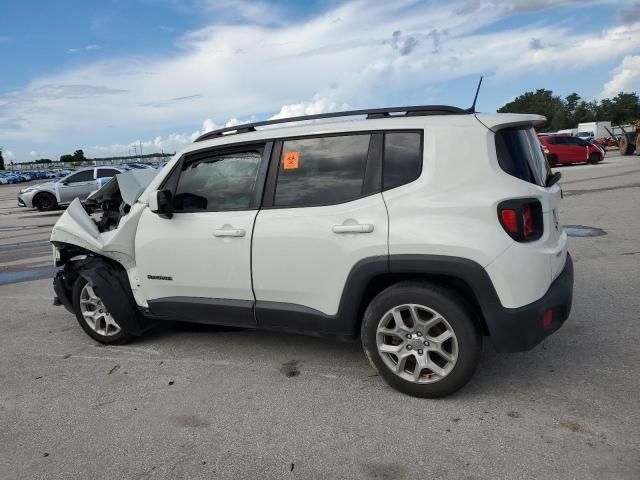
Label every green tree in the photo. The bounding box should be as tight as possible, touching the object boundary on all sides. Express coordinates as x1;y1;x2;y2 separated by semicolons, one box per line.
60;154;74;162
497;89;566;131
597;92;640;125
0;148;5;170
498;89;639;131
73;149;86;161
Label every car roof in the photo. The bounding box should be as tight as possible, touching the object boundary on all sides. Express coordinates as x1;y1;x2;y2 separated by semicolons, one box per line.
175;112;545;159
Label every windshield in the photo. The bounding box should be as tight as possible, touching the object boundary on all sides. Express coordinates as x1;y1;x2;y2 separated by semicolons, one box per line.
495;126;550;187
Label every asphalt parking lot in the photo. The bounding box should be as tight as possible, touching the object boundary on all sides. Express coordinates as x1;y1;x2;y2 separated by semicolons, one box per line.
1;152;639;479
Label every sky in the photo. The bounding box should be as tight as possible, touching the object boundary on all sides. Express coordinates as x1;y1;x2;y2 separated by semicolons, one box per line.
1;0;639;163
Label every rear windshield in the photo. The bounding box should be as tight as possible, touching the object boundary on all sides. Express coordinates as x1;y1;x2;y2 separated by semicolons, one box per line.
495;127;550;186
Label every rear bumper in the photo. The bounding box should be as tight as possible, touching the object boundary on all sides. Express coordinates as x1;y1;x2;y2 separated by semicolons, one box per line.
487;253;574;352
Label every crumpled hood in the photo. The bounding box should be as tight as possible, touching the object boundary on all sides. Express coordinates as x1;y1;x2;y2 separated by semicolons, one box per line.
88;168;158;206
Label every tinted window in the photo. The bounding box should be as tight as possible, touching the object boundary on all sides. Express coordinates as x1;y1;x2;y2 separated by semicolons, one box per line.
274;134;371;207
383;132;422;190
495;127;550;186
97;168;120;178
65;170;94;183
173;149;262;211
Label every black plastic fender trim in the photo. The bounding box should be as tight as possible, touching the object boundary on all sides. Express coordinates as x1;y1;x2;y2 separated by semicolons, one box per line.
74;257;153;336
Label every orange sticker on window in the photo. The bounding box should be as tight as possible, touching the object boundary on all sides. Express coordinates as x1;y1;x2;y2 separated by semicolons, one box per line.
283;151;300;170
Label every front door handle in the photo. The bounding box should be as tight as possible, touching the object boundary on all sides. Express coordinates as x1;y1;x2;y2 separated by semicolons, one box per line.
332;224;374;234
213;228;246;237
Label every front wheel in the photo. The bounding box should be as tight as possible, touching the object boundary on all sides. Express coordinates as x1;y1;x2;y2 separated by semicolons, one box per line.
72;277;134;344
361;282;482;398
33;192;58;211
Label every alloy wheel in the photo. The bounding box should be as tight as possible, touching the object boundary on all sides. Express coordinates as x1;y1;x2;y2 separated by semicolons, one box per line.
79;284;122;337
376;304;458;384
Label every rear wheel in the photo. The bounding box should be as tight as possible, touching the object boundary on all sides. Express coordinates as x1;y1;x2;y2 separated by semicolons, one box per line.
619;134;634;155
588;152;602;164
33;192;57;211
361;282;482;398
72;277;134;344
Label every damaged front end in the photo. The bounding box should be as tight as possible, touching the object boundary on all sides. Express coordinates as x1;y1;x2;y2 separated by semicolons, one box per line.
51;169;159;334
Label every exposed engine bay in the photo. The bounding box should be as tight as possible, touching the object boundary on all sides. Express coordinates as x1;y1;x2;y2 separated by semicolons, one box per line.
84;169;158;232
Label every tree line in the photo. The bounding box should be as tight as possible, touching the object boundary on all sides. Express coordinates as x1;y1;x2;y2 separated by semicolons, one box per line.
498;90;639;132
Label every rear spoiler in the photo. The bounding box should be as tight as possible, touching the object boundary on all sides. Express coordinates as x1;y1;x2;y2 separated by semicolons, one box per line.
475;113;546;131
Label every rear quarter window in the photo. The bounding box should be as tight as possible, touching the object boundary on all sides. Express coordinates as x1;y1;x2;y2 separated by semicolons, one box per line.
383;132;422;190
495;127;550;186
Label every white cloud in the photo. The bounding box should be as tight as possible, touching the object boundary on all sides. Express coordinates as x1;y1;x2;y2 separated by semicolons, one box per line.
29;151;38;157
3;150;16;162
270;95;349;120
599;55;640;98
2;0;638;159
66;44;102;54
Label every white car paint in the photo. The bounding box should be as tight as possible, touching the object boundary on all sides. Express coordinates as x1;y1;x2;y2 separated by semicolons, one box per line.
51;111;567;315
252;194;388;315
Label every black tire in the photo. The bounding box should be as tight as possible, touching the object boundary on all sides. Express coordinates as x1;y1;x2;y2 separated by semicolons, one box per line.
588;152;602;164
361;281;482;398
33;192;58;211
547;155;558;167
72;276;135;345
619;134;634;155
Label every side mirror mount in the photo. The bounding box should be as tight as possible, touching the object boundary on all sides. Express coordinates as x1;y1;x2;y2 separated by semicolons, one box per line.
149;189;173;218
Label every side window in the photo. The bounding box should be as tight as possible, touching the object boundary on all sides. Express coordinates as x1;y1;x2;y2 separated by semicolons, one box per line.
173;148;263;211
97;168;121;178
383;132;422;190
65;170;94;183
274;134;371;207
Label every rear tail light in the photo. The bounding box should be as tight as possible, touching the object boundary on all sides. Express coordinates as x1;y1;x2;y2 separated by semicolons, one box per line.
498;199;543;242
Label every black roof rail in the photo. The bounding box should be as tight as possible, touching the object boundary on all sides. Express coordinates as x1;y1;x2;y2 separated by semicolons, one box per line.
194;104;469;142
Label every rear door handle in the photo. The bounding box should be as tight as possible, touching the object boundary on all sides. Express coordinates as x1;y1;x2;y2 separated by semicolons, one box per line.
332;224;374;234
213;228;246;237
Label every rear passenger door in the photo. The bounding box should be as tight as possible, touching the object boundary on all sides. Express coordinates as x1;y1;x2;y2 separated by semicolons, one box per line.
251;133;388;334
566;137;589;162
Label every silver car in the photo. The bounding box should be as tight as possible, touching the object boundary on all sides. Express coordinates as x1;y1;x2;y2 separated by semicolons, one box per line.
18;166;125;211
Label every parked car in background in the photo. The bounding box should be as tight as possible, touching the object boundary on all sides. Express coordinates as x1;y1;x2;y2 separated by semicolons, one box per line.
1;173;22;184
17;166;126;211
538;134;604;166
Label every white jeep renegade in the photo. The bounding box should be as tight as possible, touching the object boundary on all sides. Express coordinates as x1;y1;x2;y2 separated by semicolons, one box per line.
51;105;573;398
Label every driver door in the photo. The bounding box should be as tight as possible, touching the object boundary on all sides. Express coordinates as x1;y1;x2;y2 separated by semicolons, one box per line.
135;142;270;327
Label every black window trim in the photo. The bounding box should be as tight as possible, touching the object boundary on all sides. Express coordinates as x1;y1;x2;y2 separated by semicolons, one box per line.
261;129;422;210
157;128;424;213
65;169;96;184
96;168;122;178
163;141;273;214
382;129;424;192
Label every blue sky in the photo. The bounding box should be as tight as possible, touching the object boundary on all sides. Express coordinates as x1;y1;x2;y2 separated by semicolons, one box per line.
1;0;639;162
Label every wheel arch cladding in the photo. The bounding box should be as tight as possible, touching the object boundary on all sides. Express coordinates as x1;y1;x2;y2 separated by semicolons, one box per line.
346;255;495;337
73;256;151;335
